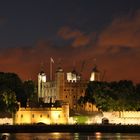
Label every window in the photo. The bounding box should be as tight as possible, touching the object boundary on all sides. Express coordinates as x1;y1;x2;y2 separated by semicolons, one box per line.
21;114;23;118
32;114;34;118
48;114;49;118
66;95;67;98
40;114;42;118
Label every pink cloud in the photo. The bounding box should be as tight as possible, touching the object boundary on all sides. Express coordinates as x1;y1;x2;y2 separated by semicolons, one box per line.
57;26;82;40
97;10;140;53
57;26;93;48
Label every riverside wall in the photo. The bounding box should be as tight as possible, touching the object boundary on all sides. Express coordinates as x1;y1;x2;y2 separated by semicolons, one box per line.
103;111;140;125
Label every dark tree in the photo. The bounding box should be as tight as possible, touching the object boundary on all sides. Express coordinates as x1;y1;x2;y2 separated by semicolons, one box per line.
23;80;37;102
78;80;139;111
0;72;27;107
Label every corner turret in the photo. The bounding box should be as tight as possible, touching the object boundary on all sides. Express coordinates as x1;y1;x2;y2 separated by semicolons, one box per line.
38;70;47;101
90;65;100;81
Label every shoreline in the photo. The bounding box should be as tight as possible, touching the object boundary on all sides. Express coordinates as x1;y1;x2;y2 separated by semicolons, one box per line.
0;124;140;133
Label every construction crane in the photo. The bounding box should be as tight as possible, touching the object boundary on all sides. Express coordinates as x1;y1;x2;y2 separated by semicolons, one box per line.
101;70;106;81
80;57;97;73
80;60;86;74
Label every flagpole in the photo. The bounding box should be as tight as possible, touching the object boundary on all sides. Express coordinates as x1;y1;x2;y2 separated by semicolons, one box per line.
50;57;54;81
50;58;52;81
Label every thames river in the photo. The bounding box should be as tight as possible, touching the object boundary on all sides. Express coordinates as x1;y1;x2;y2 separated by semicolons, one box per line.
3;133;140;140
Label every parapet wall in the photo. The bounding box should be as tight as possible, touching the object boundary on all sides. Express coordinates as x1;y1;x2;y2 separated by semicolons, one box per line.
103;111;140;118
0;118;13;125
103;111;140;125
119;111;140;118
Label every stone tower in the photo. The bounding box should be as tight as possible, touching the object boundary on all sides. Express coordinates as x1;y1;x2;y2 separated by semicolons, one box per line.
90;65;100;81
55;67;65;100
38;70;46;101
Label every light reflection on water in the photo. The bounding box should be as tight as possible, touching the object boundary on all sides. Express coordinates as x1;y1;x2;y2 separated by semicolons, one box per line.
2;133;140;140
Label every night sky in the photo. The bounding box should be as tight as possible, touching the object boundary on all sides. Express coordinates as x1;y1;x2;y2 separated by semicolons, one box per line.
0;0;140;83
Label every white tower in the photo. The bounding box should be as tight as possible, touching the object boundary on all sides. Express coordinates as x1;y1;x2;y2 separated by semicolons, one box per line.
90;66;100;81
67;69;80;82
38;70;46;101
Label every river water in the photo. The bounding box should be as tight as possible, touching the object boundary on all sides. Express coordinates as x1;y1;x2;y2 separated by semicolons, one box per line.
2;133;140;140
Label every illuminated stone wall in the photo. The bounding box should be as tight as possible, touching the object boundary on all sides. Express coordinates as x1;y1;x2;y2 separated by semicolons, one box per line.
103;111;140;125
38;72;47;100
14;104;69;124
119;111;140;118
103;111;140;118
0;118;13;125
77;102;98;113
84;102;98;112
42;81;57;103
64;81;87;109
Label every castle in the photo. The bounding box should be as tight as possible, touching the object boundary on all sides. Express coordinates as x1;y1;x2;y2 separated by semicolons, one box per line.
38;64;100;109
14;62;100;125
14;63;140;125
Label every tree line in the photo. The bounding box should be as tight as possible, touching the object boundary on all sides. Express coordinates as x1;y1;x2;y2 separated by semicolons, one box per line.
78;80;140;111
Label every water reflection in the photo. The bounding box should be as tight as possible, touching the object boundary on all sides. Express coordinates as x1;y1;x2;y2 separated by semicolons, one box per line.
74;133;79;140
95;132;101;139
2;133;140;140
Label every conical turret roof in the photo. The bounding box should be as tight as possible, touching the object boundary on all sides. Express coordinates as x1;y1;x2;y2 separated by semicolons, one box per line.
56;66;63;72
92;65;99;72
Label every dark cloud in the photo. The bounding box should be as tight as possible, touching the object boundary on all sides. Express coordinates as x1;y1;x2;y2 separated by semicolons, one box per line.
57;26;93;48
57;26;82;40
0;11;140;83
